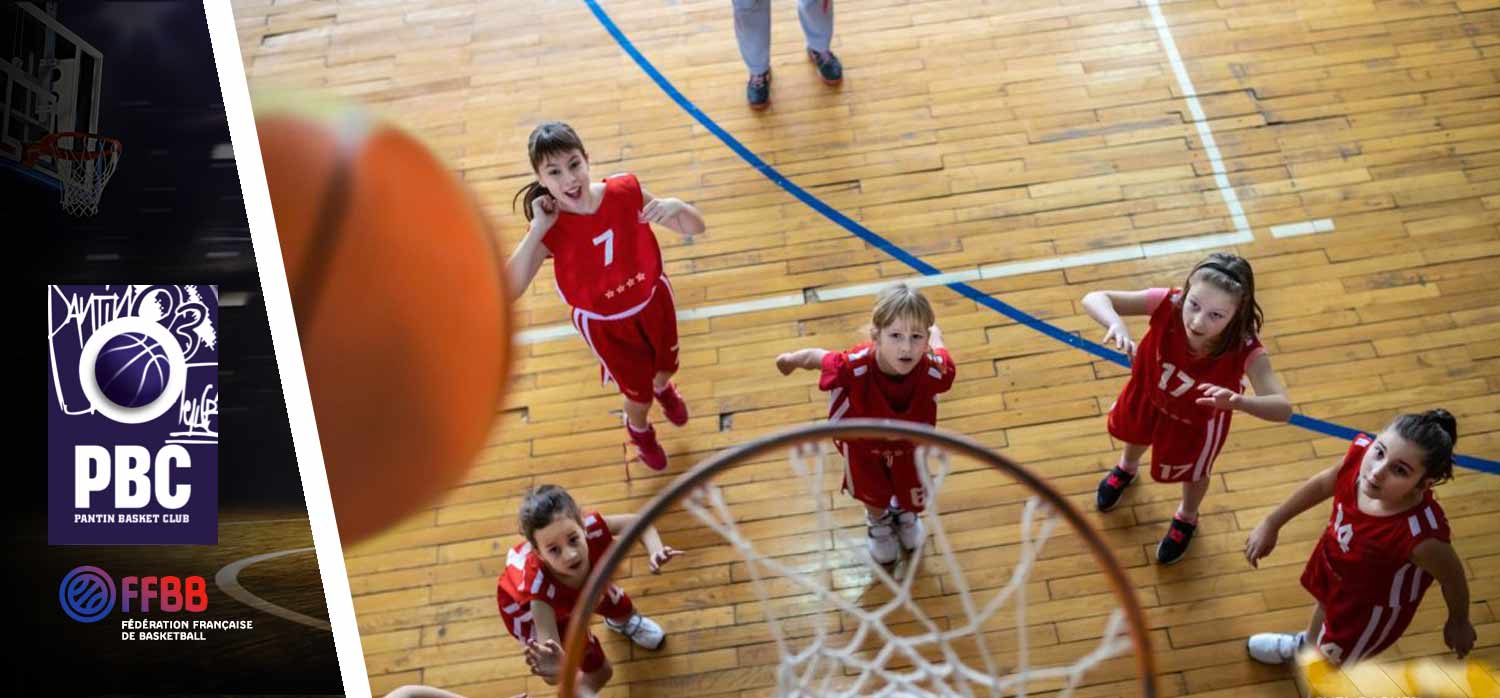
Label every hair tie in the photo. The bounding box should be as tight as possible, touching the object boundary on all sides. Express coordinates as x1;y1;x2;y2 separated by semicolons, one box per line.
1198;261;1243;286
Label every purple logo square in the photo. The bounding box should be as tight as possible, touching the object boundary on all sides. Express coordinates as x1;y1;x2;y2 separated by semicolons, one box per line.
48;285;219;545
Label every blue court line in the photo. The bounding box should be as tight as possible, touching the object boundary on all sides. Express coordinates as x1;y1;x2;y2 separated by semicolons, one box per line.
581;0;1498;474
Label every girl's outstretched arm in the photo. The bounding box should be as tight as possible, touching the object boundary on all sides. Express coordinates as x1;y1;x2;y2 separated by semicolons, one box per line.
1080;289;1158;357
1244;462;1339;567
1412;539;1476;659
603;514;683;573
776;348;830;375
1197;353;1292;422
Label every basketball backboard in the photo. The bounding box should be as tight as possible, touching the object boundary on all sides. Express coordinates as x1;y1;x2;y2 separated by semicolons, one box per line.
1;1;102;187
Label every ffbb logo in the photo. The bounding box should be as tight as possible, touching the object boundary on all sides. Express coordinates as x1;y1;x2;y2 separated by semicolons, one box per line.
48;286;219;545
59;566;208;623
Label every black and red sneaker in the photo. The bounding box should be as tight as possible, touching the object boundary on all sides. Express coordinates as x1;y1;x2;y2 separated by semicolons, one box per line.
1156;516;1198;565
1095;466;1136;511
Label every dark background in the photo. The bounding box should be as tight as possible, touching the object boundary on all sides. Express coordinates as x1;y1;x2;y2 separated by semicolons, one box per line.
10;2;343;694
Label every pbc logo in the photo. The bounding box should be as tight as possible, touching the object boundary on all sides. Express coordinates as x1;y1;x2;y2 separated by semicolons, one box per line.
47;286;219;545
59;566;208;623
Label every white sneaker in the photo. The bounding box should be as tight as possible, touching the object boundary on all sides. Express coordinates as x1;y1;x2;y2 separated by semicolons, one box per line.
867;511;899;565
605;612;665;650
1247;631;1305;665
892;509;925;551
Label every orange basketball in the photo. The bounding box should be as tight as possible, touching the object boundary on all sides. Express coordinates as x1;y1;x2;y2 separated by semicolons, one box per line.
256;100;511;544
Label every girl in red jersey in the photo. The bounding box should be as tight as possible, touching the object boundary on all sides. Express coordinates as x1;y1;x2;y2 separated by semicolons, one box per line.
1245;409;1475;666
1086;253;1292;564
508;122;706;471
496;485;683;692
775;283;956;565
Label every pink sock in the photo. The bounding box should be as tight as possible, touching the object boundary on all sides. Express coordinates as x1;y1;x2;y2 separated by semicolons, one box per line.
627;421;651;434
1117;459;1140;475
1174;509;1199;525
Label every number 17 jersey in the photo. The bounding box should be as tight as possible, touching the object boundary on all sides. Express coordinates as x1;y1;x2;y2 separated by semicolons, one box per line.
543;173;665;317
1106;287;1264;482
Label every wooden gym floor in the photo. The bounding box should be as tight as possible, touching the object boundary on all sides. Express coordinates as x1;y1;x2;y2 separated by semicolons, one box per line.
231;0;1500;695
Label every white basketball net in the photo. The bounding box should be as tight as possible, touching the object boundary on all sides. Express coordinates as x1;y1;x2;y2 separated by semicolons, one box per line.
666;443;1138;698
51;134;121;217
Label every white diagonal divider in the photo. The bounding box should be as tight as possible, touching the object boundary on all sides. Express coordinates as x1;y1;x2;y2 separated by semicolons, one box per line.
201;2;370;696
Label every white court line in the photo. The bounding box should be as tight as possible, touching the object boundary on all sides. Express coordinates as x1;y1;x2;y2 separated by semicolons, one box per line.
519;4;1266;348
1144;0;1256;241
517;293;807;343
979;245;1146;279
678;293;806;321
519;229;1254;345
519;4;1265;349
519;324;586;344
215;547;332;632
1143;230;1253;257
1270;218;1336;238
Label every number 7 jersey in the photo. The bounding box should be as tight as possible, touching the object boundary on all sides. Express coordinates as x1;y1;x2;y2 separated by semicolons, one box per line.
543;173;665;316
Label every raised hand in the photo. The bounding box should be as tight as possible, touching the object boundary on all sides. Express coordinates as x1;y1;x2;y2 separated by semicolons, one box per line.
1195;383;1241;411
1102;321;1136;358
530;193;560;233
648;546;684;573
1244;521;1278;568
523;638;563;680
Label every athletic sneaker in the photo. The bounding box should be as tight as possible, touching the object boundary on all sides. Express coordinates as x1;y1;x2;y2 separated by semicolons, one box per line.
605;612;666;650
627;423;668;471
892;509;925;551
867;510;899;565
1156;515;1198;565
1095;465;1136;511
1247;631;1306;665
654;382;689;427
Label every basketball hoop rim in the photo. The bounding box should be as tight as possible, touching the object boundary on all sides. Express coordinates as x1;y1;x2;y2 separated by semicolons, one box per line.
23;131;123;166
558;419;1160;698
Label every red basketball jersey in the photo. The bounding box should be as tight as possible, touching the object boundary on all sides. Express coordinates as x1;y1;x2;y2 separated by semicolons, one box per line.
1303;435;1451;607
1131;288;1264;426
496;511;615;640
543;173;665;316
821;344;956;460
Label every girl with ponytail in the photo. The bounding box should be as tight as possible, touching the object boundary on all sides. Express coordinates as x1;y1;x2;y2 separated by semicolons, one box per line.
506;122;706;472
1244;409;1475;667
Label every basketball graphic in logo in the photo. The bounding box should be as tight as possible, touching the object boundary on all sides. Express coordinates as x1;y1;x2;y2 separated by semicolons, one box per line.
59;566;116;623
78;316;188;425
94;332;172;408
